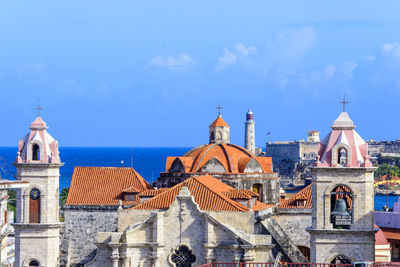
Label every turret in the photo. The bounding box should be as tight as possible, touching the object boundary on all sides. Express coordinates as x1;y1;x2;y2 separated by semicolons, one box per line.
244;109;256;154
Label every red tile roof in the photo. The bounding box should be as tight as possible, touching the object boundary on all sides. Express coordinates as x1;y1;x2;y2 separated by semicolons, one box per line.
138;188;168;197
277;185;312;209
181;143;273;174
375;224;390;245
133;175;271;212
209;116;229;127
66;167;152;206
380;227;400;240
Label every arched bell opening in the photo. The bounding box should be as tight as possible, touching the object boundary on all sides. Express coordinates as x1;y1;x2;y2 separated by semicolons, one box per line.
337;147;348;166
32;144;40;161
29;259;40;267
330;255;352;264
330;185;353;229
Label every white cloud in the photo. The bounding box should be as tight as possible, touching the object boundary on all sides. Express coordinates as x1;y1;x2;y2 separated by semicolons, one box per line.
364;55;375;62
380;42;400;62
268;26;316;62
325;65;336;78
215;43;256;71
149;53;194;71
233;43;256;56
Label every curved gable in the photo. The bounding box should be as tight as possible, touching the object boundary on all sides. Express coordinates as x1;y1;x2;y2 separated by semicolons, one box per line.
201;158;226;173
243;158;263;173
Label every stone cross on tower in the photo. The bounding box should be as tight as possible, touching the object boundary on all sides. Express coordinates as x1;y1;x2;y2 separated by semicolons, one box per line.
34;104;43;117
340;96;349;112
216;104;223;116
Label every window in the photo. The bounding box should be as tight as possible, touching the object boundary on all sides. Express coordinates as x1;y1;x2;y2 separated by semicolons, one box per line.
29;260;40;267
338;148;347;165
298;246;310;261
252;184;263;201
331;255;352;264
29;189;41;223
171;245;196;267
32;144;40;161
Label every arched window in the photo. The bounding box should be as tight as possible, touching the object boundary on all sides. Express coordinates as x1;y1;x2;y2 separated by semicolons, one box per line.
32;144;40;161
29;189;41;223
216;131;222;140
171;245;196;266
330;185;353;229
252;184;263;201
210;131;215;142
331;255;352;264
338;148;347;165
29;260;40;267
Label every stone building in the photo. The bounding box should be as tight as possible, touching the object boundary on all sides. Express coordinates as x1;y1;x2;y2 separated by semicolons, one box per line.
86;175;276;266
62;166;153;266
154;114;280;204
309;111;376;263
265;131;320;185
12;116;63;267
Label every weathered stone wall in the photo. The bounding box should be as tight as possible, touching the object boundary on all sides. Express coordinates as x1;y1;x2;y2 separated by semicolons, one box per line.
61;206;118;266
274;209;312;248
88;190;274;266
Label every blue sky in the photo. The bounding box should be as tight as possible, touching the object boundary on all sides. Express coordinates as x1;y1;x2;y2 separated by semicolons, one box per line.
1;1;400;147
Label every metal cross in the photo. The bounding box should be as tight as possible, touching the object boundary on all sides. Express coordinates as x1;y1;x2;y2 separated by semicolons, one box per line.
216;104;223;115
34;104;43;117
340;96;349;112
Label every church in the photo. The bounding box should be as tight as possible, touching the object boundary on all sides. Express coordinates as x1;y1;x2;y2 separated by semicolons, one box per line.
9;106;381;266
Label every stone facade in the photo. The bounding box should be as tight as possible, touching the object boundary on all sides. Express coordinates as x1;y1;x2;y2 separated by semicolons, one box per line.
61;206;118;266
87;188;274;267
266;139;318;184
274;209;311;249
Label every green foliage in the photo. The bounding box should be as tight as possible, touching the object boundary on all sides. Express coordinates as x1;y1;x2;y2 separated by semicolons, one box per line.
59;187;69;209
375;163;400;179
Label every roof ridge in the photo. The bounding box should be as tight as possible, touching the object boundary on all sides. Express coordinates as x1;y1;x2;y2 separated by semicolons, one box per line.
194;176;249;212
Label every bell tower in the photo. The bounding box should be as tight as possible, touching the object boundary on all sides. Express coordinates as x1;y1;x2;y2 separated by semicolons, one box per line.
209;105;230;144
308;109;376;264
12;115;63;267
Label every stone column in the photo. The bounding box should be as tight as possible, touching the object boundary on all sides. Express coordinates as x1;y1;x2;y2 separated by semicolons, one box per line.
110;244;121;267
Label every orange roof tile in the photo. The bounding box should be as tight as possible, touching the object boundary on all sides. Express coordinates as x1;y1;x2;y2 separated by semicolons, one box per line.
223;191;251;199
209;116;229;127
237;189;259;197
277;185;312;209
122;186;140;193
133;175;252;212
380;228;400;240
375;224;390;245
181;143;275;175
165;157;194;172
66;167;153;206
138;188;168;197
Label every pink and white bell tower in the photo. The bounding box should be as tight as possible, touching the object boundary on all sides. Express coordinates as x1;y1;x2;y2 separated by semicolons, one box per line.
308;108;376;264
12;115;63;267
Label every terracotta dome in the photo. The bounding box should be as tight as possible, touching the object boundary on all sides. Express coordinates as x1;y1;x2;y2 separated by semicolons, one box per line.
165;143;272;174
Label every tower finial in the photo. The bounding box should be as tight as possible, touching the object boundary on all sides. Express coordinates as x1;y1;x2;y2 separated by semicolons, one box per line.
340;96;349;112
34;102;43;117
216;104;223;116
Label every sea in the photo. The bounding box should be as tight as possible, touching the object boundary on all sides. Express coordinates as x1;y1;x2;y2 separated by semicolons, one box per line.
0;147;398;211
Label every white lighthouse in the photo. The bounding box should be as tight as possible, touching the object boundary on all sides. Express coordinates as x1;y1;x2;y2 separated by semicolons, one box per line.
244;109;256;155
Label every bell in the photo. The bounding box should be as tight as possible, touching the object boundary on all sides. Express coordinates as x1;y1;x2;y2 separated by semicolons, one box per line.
331;199;350;217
